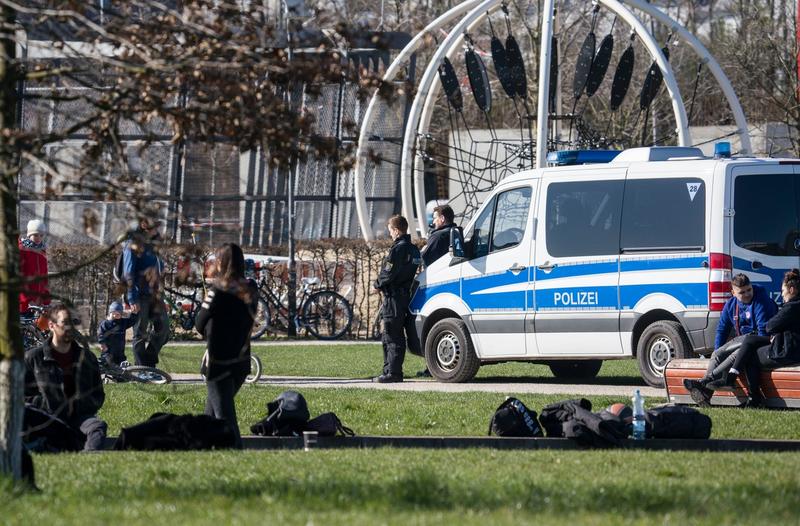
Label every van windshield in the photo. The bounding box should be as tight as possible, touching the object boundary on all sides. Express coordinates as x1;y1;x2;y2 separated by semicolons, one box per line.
734;174;800;257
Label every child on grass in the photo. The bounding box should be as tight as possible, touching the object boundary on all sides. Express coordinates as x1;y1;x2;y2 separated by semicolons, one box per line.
98;301;137;366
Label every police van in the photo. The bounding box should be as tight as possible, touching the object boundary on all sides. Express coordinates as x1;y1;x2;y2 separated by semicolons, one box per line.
410;145;800;387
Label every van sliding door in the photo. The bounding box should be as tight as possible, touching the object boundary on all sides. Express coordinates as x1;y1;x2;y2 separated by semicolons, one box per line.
532;169;625;356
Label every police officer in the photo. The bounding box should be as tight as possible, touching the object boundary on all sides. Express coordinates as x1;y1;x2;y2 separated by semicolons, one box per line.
373;215;421;383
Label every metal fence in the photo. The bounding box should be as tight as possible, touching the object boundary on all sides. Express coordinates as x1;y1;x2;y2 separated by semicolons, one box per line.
17;30;414;248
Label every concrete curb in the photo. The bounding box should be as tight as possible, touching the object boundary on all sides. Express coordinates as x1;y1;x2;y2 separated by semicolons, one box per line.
102;435;800;452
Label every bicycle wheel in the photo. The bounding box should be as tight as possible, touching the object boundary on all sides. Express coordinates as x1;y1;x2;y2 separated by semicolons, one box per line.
301;290;353;340
250;297;270;340
124;366;172;384
21;324;46;350
245;354;262;384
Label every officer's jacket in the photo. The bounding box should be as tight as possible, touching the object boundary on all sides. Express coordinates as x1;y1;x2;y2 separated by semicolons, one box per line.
375;234;421;295
24;338;105;423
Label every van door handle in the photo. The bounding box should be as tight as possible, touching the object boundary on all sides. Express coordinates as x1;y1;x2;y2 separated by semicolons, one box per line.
537;261;556;272
752;260;763;270
508;263;525;274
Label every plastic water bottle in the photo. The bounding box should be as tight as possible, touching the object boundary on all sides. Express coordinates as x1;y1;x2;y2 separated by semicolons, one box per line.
632;389;646;440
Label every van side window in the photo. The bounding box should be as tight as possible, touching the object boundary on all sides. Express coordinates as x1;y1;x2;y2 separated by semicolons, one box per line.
470;196;496;259
734;174;799;256
621;178;705;252
491;187;532;251
546;180;624;257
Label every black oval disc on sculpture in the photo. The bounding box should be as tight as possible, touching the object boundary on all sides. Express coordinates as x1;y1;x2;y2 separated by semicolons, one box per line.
466;49;492;112
549;36;559;109
491;35;516;98
438;57;463;112
639;46;669;111
572;31;595;100
505;34;528;99
610;44;634;111
585;33;614;98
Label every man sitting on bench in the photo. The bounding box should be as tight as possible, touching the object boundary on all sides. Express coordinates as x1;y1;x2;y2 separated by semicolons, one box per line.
721;269;800;407
684;273;777;406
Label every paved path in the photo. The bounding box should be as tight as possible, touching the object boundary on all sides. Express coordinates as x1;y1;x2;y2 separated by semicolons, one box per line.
170;373;664;398
168;339;377;347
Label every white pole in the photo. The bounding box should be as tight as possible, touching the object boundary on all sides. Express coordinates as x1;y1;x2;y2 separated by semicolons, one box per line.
536;0;556;168
352;0;482;241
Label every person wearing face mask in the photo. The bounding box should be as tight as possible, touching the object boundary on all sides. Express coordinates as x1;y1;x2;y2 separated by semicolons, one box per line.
720;269;800;408
683;273;777;405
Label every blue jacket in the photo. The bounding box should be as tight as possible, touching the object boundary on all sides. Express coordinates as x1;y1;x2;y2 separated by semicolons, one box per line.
714;284;777;349
97;315;138;358
122;235;164;304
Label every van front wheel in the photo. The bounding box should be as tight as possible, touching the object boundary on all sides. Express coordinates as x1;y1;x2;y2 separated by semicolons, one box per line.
425;318;480;383
637;320;692;387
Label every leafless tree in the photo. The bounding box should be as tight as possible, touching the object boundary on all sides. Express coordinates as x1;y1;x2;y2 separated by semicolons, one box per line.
0;0;358;481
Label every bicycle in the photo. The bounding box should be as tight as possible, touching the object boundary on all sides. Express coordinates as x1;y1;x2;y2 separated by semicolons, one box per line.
255;271;353;340
20;304;49;350
200;350;263;384
163;284;269;341
98;358;172;384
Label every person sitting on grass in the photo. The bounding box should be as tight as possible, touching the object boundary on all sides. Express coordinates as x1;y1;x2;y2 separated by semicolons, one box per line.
24;304;107;451
683;273;777;406
98;300;138;367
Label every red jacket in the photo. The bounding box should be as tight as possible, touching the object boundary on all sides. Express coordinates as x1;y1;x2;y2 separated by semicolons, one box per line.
19;238;50;312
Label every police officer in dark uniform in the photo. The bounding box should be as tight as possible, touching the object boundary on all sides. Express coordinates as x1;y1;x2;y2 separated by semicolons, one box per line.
373;215;421;383
422;204;459;267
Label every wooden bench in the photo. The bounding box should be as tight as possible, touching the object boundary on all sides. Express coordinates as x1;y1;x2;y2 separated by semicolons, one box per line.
665;359;800;408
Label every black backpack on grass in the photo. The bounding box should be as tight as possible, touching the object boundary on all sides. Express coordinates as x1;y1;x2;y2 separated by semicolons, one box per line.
645;405;712;439
488;397;543;437
251;390;310;436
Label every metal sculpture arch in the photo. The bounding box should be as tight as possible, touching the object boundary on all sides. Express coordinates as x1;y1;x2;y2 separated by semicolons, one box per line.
354;0;752;241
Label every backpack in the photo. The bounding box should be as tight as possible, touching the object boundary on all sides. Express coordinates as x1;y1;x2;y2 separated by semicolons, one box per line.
488;397;543;437
250;390;310;436
645;405;712;439
305;412;355;437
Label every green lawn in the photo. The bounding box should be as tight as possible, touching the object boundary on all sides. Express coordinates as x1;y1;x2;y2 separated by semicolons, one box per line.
155;343;646;383
97;384;800;440
8;347;800;524
4;449;800;525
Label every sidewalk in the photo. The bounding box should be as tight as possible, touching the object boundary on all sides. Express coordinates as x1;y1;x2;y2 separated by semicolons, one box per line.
169;373;664;398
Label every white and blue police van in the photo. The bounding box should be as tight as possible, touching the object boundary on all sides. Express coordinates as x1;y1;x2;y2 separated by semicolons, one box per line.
410;144;800;387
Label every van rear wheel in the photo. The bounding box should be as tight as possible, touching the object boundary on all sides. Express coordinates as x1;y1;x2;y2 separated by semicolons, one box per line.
425;318;480;383
548;360;603;379
637;320;692;387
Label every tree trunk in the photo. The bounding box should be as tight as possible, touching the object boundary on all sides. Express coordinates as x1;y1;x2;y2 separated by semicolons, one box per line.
0;5;23;481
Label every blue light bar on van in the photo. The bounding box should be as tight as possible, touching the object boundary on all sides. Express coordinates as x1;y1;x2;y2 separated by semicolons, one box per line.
714;141;732;159
545;150;621;166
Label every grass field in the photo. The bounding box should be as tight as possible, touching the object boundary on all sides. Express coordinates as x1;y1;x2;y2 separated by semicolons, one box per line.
5;448;800;525
6;344;800;524
155;343;647;383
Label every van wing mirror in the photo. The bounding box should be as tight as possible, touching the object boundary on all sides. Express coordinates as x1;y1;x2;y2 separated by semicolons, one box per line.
449;227;468;265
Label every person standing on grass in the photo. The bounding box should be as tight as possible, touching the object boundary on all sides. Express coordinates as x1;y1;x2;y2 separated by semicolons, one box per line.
24;304;107;451
19;219;50;313
373;215;421;383
683;273;777;406
122;217;169;367
196;243;259;448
